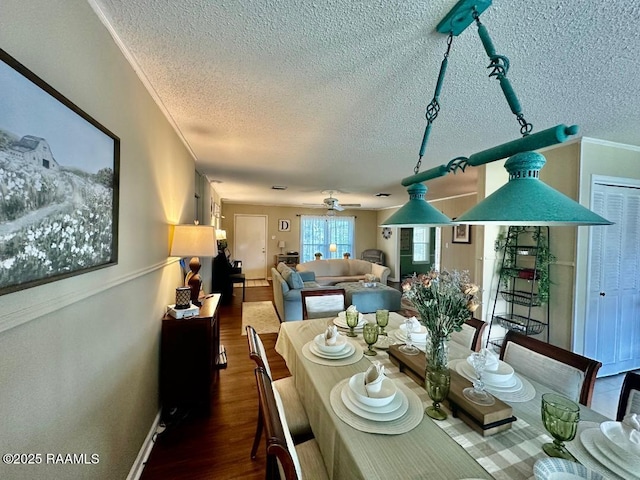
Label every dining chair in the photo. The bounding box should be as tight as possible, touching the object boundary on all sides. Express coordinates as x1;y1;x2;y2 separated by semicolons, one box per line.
500;330;602;406
301;288;346;320
616;371;640;421
451;318;487;352
245;325;312;459
254;367;329;480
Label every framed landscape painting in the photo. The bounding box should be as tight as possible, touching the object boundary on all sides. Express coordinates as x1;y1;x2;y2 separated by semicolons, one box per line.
452;221;471;244
0;49;120;295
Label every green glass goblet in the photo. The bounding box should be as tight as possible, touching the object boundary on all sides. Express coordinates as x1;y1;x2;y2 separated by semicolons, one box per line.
541;393;580;460
345;310;359;337
362;323;379;356
425;366;450;421
375;309;389;336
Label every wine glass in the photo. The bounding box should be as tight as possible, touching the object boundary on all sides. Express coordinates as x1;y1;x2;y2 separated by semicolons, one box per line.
399;319;419;355
362;323;379;356
345;310;359;337
462;351;495;406
541;393;580;460
375;309;389;336
425;366;450;420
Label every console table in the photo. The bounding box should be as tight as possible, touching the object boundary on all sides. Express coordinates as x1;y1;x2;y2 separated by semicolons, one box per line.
160;294;222;417
275;253;299;267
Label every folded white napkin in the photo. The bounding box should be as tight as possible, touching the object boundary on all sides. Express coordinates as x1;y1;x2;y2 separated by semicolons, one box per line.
481;348;499;371
406;316;421;333
622;413;640;445
324;325;339;345
346;304;358;314
364;361;385;394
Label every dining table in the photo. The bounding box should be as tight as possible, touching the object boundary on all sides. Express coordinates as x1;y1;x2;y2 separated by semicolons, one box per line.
274;312;610;480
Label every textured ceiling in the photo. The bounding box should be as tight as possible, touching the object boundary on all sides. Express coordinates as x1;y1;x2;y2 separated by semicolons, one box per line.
91;0;640;210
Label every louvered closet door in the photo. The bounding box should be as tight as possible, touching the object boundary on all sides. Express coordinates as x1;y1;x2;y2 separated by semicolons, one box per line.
585;182;640;376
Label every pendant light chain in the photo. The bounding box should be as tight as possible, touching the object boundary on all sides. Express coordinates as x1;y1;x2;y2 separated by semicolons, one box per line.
414;33;455;175
473;10;533;137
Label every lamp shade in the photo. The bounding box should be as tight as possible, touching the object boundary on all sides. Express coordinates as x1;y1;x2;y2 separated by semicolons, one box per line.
456;151;613;226
170;224;218;257
215;229;227;240
381;183;452;227
278;240;286;248
329;243;337;252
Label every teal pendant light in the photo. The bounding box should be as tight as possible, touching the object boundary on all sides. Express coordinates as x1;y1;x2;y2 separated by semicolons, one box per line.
455;151;612;225
388;0;611;227
382;184;451;227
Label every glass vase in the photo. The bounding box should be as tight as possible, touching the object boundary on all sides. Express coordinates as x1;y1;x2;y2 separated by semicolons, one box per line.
424;335;450;420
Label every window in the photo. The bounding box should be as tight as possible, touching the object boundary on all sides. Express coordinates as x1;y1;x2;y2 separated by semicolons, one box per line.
413;227;431;263
300;215;355;262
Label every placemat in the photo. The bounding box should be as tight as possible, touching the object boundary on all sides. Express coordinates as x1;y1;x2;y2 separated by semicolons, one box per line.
302;341;364;366
329;377;423;434
450;359;536;403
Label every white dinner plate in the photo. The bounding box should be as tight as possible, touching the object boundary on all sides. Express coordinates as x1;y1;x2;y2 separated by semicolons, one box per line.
454;360;523;393
580;428;640;480
345;384;404;414
340;383;408;421
533;457;605;480
388;329;426;347
458;361;519;389
308;341;355;359
466;356;515;384
313;333;348;353
333;316;366;330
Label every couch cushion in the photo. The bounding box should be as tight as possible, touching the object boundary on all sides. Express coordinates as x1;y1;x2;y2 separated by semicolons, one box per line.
348;259;373;276
276;262;289;274
281;266;304;290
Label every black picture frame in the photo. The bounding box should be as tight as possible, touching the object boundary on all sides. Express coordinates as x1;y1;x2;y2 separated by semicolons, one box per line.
452;223;471;244
0;48;120;295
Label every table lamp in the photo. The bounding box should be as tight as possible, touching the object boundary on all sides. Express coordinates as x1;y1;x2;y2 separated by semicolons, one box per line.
278;240;286;253
170;223;217;306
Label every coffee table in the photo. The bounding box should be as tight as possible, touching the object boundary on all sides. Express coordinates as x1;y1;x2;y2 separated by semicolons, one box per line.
334;281;402;313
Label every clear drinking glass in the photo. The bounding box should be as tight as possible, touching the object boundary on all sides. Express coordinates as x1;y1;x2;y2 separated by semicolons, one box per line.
399;318;419;355
362;323;379;356
375;309;389;335
541;393;580;460
345;310;359;337
462;351;495;406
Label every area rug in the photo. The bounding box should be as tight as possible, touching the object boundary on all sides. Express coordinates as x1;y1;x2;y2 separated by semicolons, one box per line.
234;279;270;288
241;301;281;335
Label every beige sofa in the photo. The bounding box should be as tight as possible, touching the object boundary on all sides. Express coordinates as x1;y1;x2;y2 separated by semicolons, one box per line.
296;259;390;286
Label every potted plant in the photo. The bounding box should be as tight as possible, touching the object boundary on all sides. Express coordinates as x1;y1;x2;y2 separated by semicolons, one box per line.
314;252;322;260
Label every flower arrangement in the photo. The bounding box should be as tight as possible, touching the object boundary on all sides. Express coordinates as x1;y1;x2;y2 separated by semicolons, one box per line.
402;269;480;340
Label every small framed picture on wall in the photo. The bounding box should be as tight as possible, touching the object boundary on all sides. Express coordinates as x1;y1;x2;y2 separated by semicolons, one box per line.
452;222;471;244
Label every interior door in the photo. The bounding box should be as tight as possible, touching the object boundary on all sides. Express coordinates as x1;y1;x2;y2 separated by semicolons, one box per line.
234;214;267;280
585;181;640;376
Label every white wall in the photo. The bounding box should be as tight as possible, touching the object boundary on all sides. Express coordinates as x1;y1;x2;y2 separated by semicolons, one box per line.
0;1;195;478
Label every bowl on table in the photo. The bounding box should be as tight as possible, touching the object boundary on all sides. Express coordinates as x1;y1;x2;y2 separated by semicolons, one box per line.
599;420;640;460
398;323;428;343
466;356;515;385
348;372;397;407
314;333;348;354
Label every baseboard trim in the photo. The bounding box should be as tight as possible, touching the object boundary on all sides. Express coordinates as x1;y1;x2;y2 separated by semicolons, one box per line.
127;410;162;480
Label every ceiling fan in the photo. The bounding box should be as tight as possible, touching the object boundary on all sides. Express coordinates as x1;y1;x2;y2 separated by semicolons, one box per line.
303;191;361;213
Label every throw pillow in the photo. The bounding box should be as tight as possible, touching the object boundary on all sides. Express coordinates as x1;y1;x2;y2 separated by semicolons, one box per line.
286;271;304;290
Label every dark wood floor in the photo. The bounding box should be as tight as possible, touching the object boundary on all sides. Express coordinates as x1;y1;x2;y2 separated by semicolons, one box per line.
140;284;289;480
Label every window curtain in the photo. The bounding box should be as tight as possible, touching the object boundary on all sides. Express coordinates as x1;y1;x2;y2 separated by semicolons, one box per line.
300;215;355;262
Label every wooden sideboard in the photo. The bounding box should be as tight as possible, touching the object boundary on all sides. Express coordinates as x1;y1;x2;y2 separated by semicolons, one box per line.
160;294;222;417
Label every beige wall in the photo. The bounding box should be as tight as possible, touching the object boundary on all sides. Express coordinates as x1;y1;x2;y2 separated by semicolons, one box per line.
376;194;478;282
0;1;196;478
220;204;379;272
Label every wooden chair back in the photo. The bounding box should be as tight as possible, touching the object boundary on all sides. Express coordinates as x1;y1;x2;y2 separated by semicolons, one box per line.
500;330;602;406
617;371;640;421
451;318;487;352
255;367;301;480
246;324;272;378
301;288;346;320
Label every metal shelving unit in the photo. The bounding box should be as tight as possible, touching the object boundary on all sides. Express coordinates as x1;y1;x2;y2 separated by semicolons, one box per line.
487;226;551;351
